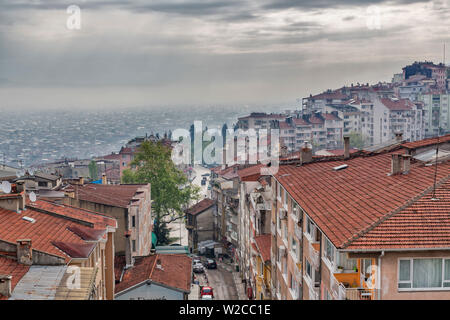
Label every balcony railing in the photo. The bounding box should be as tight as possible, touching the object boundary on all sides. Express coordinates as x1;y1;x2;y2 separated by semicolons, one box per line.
344;288;378;300
294;224;302;240
309;286;319;300
308;241;320;269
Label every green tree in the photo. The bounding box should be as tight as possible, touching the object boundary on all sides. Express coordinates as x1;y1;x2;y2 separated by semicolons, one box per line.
88;161;98;180
122;141;200;245
347;132;367;149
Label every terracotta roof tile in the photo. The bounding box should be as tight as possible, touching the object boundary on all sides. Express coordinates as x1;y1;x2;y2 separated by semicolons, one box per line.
0;257;30;293
72;184;147;208
186;199;215;216
254;234;271;262
115;254;192;294
275;151;450;249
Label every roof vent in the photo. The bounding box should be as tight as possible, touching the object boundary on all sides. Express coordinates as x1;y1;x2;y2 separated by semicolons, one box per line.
22;216;36;224
333;164;348;171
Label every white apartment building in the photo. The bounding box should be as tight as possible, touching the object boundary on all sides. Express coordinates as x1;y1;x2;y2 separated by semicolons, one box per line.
419;92;450;136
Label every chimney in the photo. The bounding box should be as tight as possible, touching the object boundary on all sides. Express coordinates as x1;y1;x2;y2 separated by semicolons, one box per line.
78;176;84;185
394;132;403;142
343;136;350;159
401;154;412;174
301;141;312;164
16;182;26;211
390;154;402;175
16;239;32;265
0;275;12;298
102;173;107;185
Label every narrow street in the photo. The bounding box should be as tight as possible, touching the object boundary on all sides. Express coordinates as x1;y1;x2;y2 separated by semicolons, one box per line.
192;259;241;300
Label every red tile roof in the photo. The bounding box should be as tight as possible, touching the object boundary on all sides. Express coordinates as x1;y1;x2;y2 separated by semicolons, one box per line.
52;241;96;259
275;151;450;249
238;164;266;182
0;200;116;262
326;148;359;156
0;257;30;293
380;98;414;111
186;198;215;216
293;118;309;126
72;184;146;208
28;200;117;229
114;255;126;283
401;134;450;150
347;178;450;250
254;234;271;262
115;254;192;294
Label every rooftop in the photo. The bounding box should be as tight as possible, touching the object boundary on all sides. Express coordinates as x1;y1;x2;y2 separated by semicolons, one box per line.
115;254;192;295
275;148;450;249
185;198;215;216
71;184;148;208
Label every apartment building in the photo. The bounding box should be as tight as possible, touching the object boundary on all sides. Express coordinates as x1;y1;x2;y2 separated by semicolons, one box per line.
237;113;286;131
64;183;152;267
0;188;117;300
372;97;424;144
419;92;450;136
210;165;241;258
185;198;216;252
237;164;272;300
270;135;450;300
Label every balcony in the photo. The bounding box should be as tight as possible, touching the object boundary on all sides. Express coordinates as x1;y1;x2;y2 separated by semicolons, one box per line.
343;288;378;300
294;224;302;240
309;286;319;300
308;241;320;269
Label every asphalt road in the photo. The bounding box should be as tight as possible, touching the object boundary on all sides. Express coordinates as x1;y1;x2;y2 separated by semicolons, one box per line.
204;262;239;300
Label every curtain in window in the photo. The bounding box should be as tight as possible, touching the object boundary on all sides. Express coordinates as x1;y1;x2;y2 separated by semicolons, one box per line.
413;259;442;288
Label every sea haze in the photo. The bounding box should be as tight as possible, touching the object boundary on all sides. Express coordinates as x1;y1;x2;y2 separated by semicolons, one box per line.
0;104;291;168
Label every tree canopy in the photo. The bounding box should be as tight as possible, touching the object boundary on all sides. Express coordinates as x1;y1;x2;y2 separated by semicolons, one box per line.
122;140;200;245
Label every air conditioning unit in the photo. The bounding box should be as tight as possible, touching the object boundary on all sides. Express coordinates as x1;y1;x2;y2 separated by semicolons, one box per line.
279;209;287;220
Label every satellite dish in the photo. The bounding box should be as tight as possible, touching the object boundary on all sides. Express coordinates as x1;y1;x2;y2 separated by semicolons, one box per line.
28;168;35;176
16;169;25;178
29;192;37;203
1;181;11;194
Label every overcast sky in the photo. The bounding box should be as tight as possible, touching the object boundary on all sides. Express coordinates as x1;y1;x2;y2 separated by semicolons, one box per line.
0;0;449;109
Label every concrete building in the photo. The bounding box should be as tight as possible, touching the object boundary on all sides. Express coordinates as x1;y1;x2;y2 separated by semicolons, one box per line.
269;135;450;300
115;254;192;300
0;190;117;300
420;92;450;136
64;183;152;268
185;198;216;253
237;164;272;300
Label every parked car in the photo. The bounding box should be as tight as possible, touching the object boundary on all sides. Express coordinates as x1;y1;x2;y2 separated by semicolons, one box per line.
205;259;217;269
193;259;201;265
193;263;205;273
200;286;214;299
201;294;213;300
201;179;206;186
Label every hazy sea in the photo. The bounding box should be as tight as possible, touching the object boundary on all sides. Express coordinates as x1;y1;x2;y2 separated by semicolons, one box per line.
0;104;293;168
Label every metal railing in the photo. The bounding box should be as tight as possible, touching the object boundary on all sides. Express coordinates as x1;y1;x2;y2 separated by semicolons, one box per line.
308;241;320;269
344;288;378;300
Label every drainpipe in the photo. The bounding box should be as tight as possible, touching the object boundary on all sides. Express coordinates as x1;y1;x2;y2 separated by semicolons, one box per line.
377;251;384;300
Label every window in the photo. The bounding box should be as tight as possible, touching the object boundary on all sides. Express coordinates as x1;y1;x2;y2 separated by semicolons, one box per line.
305;258;312;279
132;216;136;228
398;258;450;290
277;182;281;200
324;238;335;264
291;237;298;256
132;240;136;252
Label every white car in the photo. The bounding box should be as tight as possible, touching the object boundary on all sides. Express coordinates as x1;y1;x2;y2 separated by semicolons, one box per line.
201;294;213;300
